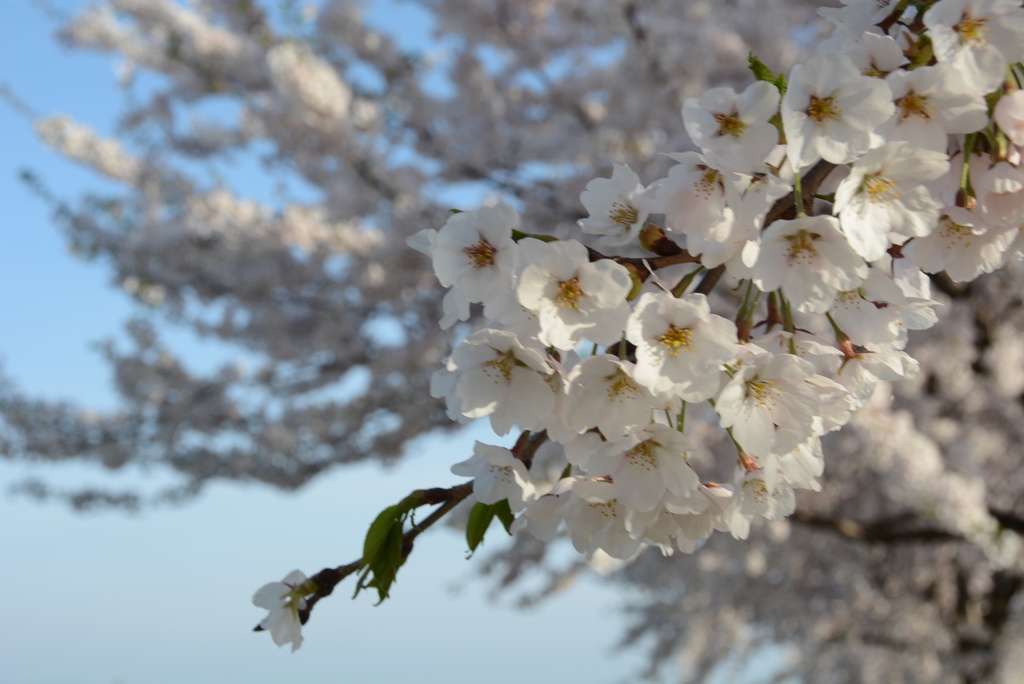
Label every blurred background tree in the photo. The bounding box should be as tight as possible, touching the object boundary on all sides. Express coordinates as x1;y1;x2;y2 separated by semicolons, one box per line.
3;1;1024;681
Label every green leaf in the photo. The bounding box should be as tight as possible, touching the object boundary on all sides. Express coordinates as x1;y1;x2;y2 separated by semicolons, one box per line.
511;229;559;243
370;523;405;604
748;52;787;97
493;499;515;535
465;502;497;553
360;504;410;604
363;504;401;565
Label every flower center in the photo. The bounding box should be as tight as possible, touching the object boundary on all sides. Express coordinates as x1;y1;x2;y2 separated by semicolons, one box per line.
484;349;518;382
895;90;935;121
587;500;619;518
748;476;771;504
862;175;901;205
806;95;841;124
464;239;496;268
609;201;639;226
861;64;884;78
692;166;722;200
938;214;976;248
714;112;746;139
626;441;657;470
607;370;641;400
955;13;990;46
556;277;585;309
746;379;780;407
658;325;694;356
785;230;820;261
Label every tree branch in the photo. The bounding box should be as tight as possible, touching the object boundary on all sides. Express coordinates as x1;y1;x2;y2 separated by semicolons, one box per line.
257;431;548;631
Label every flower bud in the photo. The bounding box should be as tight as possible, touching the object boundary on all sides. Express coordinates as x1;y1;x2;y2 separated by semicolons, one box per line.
622;263;645;301
638;223;682;256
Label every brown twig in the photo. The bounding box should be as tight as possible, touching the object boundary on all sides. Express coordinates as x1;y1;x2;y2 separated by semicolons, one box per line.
257;430;548;631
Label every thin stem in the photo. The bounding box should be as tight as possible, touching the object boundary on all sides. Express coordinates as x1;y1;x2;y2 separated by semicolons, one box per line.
672;265;705;297
694;265;726;296
793;171;807;217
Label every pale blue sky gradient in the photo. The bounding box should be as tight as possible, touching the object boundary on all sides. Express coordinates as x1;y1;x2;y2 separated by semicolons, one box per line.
0;2;654;683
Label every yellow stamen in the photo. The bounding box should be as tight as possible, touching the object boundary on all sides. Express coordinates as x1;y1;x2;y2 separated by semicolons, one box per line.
862;175;901;205
895;90;935;122
955;13;990;46
609;201;639;226
464;239;497;268
714;112;746;139
606;371;641;401
658;325;694;356
806;94;841;124
556;277;585;309
626;441;657;471
784;230;820;261
483;349;517;382
692;166;722;200
747;379;780;407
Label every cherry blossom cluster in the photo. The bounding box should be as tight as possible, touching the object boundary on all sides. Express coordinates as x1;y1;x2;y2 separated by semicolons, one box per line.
254;0;1024;650
411;0;1024;558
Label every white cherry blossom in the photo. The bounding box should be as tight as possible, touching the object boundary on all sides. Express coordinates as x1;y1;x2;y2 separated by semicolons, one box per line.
626;292;738;401
445;328;556;435
656;152;738;242
781;52;894;170
836;347;920;408
585;424;699;513
431;203;519;304
833;141;949;260
561;479;645;560
715;352;821;458
908;207;1015;282
451;441;535;512
975;162;1024;227
753;215;868;313
842;31;908;77
994;90;1024;146
884;64;989;152
682;81;780;174
924;0;1024;96
829;267;939;351
252;570;309;652
563;355;664;440
516;239;632;350
578;164;653;247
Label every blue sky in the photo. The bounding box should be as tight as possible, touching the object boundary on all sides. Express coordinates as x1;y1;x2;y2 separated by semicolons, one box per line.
0;2;655;683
